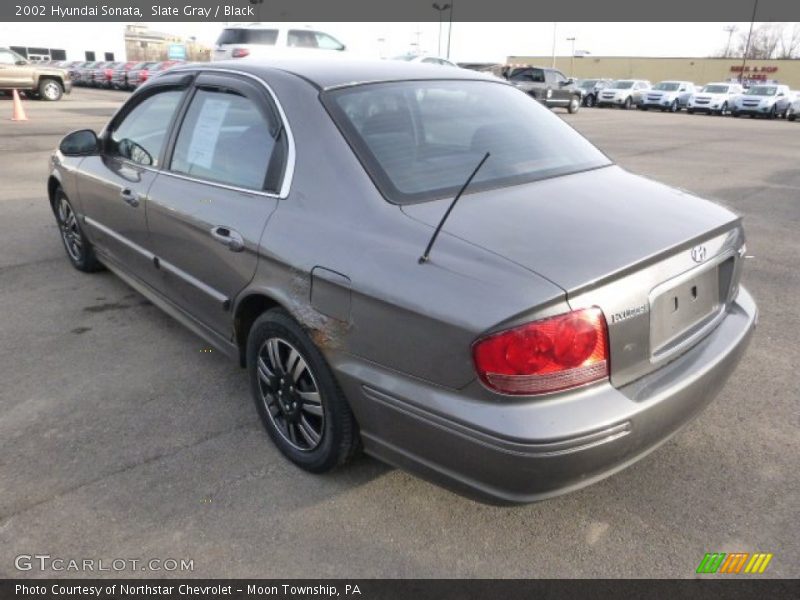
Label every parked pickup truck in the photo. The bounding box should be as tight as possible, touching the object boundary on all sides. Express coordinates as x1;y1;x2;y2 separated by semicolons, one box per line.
0;47;71;101
508;66;582;113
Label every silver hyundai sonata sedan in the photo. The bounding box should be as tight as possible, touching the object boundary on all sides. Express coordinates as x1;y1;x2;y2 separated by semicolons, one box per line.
48;59;757;503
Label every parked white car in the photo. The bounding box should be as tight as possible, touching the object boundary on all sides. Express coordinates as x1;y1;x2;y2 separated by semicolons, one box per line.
784;92;800;121
391;54;458;67
732;84;793;119
686;82;744;116
212;24;347;61
638;81;696;112
596;80;651;109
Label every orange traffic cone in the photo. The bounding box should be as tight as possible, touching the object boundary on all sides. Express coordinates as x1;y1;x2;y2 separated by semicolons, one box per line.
11;89;28;121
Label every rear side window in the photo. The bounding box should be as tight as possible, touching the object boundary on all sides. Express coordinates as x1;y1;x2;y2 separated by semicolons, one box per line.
217;28;278;46
324;80;610;204
288;30;318;48
110;90;184;166
170;89;280;190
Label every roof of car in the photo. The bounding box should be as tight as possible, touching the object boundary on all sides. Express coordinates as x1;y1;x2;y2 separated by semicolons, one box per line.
173;58;497;90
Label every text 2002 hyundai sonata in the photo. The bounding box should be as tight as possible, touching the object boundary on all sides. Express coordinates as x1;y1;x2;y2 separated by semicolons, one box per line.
48;59;756;503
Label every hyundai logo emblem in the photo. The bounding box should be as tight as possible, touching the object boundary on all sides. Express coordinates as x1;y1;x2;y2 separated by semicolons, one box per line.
691;245;708;263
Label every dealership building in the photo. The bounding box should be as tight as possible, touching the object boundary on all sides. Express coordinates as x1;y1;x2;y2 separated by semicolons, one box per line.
507;56;800;88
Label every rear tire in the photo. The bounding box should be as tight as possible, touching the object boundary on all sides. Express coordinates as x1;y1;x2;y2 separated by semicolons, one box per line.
247;308;360;473
788;113;797;122
567;95;580;114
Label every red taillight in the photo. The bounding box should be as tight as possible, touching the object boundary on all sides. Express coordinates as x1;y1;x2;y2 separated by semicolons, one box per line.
472;308;609;395
231;48;250;58
104;69;113;79
140;71;149;81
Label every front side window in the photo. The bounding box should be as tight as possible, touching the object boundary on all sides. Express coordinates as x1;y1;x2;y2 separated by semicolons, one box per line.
110;90;184;166
324;80;610;204
171;89;281;190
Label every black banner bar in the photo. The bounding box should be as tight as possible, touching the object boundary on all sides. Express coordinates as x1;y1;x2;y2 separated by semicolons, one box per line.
2;0;800;22
2;579;799;600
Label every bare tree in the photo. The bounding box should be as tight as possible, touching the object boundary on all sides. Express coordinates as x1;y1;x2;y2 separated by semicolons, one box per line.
777;23;800;59
716;23;800;60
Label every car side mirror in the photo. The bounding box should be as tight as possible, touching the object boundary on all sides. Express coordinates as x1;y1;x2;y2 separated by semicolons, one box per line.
16;59;28;66
59;129;100;156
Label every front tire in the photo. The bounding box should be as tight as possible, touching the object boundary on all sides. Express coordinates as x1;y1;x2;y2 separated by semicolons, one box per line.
38;78;63;101
584;94;595;107
247;309;360;473
53;190;102;272
718;102;728;116
669;100;679;113
623;96;632;110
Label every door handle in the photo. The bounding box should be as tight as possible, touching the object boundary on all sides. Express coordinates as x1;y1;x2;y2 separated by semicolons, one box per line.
120;188;140;207
210;226;244;252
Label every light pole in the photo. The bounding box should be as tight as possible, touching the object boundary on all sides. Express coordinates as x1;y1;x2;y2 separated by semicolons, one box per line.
740;0;759;84
723;25;737;57
432;3;451;57
446;1;455;60
566;36;576;76
551;22;557;68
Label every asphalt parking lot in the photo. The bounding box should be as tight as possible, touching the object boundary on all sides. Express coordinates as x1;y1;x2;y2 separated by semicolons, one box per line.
0;88;797;579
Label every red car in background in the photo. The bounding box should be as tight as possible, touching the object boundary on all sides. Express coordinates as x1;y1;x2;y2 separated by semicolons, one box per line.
91;61;125;88
126;60;184;89
109;61;152;90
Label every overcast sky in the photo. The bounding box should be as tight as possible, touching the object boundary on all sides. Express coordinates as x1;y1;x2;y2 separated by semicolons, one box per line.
4;22;795;62
165;21;778;61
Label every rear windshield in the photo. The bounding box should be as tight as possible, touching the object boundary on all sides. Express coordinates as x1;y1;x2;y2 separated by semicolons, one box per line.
323;80;611;204
217;28;278;46
579;80;598;89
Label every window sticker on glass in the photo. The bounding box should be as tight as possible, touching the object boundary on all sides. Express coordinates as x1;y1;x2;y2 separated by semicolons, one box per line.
185;97;230;170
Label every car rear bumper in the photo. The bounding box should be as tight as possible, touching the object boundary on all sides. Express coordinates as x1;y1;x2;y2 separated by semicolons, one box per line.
332;287;757;504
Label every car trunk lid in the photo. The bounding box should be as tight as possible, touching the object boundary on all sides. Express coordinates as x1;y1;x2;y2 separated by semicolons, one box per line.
401;165;745;386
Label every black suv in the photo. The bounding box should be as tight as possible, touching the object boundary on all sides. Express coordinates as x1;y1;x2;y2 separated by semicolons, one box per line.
507;66;581;113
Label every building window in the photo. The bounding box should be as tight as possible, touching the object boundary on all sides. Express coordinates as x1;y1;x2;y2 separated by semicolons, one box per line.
104;52;115;61
85;51;96;61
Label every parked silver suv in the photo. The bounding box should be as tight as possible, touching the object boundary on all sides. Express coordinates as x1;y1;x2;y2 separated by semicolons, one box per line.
732;84;793;119
638;81;696;112
686;82;744;115
596;79;651;109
